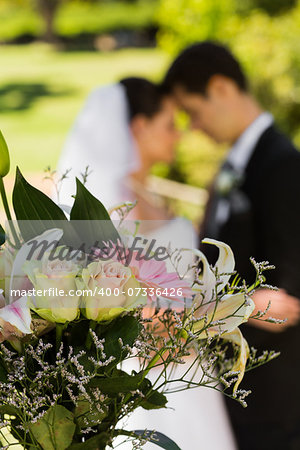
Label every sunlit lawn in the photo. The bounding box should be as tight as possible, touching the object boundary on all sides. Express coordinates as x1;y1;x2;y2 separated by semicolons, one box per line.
0;43;170;174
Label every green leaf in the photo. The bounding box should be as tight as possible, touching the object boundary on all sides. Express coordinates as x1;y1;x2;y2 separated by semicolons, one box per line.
0;129;10;177
0;224;5;245
0;360;7;383
89;370;144;396
30;405;75;450
68;433;110;449
0;405;19;416
70;178;120;245
74;398;108;429
12;167;67;241
139;389;168;410
101;315;141;362
70;178;112;221
137;376;168;410
119;430;181;450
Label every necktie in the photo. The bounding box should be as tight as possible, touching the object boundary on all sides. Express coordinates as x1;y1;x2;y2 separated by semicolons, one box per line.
199;161;235;242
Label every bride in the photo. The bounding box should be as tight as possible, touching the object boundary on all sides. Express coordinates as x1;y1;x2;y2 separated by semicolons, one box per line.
57;77;237;449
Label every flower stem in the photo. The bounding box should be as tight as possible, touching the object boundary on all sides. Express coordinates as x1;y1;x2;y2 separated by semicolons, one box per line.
0;176;20;247
142;339;172;380
55;323;64;351
85;320;97;350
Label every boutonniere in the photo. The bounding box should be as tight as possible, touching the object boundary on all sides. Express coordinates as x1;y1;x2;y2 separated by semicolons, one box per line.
215;167;244;197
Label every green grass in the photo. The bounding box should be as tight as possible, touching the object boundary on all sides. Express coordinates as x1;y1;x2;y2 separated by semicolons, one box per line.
0;44;170;174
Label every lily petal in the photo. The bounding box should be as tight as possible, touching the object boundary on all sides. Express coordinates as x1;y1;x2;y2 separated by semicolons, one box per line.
195;292;254;337
222;327;250;392
0;296;32;335
202;238;235;292
0;288;5;307
188;248;216;306
211;293;255;334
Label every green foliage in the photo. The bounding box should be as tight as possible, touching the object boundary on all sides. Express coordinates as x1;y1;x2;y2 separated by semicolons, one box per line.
139;388;167;410
30;404;76;450
0;1;42;40
57;0;158;36
0;0;158;41
89;370;145;395
157;0;234;51
130;430;181;449
68;433;110;449
100;314;141;361
239;0;297;15
174;132;226;189
70;178;120;244
0;129;10;177
0;405;18;416
89;369;167;410
13;167;67;222
12;167;67;241
0;224;5;245
74;398;107;429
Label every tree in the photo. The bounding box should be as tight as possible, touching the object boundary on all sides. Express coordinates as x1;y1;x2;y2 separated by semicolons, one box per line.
32;0;100;43
34;0;61;43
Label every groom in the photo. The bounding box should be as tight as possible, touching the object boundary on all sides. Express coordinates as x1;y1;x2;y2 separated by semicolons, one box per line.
164;42;300;449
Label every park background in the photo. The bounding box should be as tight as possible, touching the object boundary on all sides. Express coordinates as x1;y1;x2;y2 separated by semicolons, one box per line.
1;0;300;222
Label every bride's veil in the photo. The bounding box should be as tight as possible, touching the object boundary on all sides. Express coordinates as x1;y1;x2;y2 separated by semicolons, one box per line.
57;83;140;208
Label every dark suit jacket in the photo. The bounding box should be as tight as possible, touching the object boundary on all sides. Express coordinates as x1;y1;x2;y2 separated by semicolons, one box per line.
200;125;300;446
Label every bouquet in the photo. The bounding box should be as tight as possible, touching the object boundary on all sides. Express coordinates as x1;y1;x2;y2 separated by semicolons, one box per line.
0;130;280;449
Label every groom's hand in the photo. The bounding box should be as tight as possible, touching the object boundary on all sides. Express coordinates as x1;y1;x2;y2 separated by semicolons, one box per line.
249;288;300;332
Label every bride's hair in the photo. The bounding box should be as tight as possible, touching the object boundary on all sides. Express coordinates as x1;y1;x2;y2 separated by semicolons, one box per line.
119;77;164;120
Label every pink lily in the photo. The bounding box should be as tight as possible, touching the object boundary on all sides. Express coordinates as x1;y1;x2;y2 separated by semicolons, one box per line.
0;293;32;343
127;251;193;302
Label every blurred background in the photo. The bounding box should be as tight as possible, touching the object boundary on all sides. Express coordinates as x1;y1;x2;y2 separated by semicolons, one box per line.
1;0;300;223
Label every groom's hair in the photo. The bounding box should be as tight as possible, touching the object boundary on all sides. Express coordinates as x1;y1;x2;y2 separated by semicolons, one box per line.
120;77;164;120
164;41;248;94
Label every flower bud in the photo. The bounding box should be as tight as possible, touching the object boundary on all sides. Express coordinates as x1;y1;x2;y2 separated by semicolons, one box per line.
0;130;10;177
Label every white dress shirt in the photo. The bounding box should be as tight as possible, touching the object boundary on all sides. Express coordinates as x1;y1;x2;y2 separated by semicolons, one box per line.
215;112;274;227
227;112;274;175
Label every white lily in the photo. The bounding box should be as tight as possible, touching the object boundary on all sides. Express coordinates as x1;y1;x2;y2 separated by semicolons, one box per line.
192;238;254;334
192;248;216;306
202;238;235;291
194;292;255;337
190;239;254;390
191;238;235;311
222;327;250;392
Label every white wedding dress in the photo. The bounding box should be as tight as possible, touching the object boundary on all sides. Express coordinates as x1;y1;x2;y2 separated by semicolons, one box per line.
114;361;236;450
57;84;237;450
